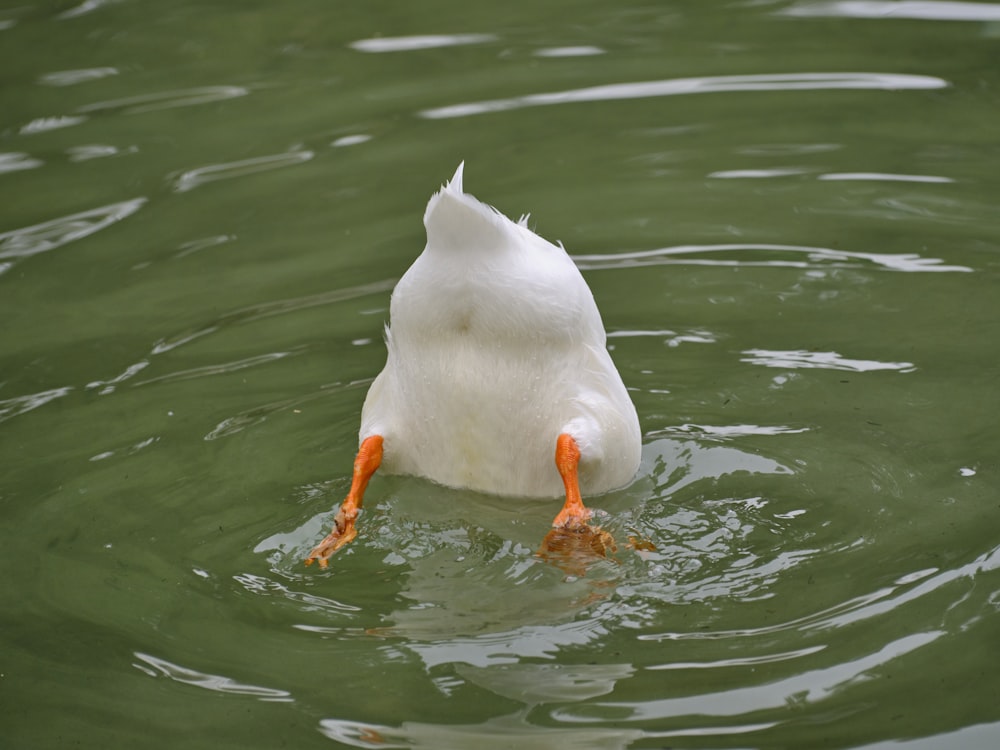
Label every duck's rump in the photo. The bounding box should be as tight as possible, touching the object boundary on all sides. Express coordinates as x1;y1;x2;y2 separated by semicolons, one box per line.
361;339;640;498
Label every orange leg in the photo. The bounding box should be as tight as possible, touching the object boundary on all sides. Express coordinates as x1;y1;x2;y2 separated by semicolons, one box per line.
539;433;616;570
551;433;590;528
306;434;383;568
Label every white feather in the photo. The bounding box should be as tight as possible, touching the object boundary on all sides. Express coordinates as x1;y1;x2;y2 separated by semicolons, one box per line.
359;163;641;498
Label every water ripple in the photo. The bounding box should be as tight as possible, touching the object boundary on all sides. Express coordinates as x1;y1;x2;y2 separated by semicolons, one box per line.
0;152;43;174
457;662;634;702
651;423;811;439
572;243;973;273
350;33;496;53
818;171;955;182
151;279;394;355
535;46;606;57
172;150;313;193
38;67;118;86
0;386;73;424
0;197;146;262
553;631;943;723
647;645;827;670
78;85;249;115
710;167;811;179
58;0;117;20
232;572;360;616
639;542;1000;641
66;143;137;162
132;652;292;702
607;328;716;347
204;387;336;441
741;349;917;373
85;360;150;395
318;713;777;748
331;134;372;147
80;280;392;398
19;115;87;134
780;1;1000;22
419;72;949;119
131;350;300;387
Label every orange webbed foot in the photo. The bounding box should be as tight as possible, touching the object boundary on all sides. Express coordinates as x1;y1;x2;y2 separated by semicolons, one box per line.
538;433;617;575
305;435;383;569
305;510;358;568
538;521;618;575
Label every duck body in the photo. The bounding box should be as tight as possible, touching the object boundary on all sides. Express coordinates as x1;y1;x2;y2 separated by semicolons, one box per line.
306;163;641;568
360;163;641;498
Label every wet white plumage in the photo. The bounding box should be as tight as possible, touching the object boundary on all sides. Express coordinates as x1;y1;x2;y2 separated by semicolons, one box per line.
359;163;641;498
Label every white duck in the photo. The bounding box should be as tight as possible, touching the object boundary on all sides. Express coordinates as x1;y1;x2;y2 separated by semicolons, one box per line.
307;163;641;568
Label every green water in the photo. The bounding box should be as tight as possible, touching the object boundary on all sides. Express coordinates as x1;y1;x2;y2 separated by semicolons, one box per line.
3;1;1000;748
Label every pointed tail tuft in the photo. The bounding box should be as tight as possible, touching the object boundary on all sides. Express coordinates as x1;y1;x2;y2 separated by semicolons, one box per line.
446;161;465;193
423;162;521;254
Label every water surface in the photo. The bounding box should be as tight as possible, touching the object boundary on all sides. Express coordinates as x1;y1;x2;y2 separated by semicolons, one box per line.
2;1;1000;748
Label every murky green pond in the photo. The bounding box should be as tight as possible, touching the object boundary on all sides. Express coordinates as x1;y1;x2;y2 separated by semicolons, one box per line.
3;1;1000;748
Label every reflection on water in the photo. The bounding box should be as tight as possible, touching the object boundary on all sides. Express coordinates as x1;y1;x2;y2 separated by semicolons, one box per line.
319;709;648;750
